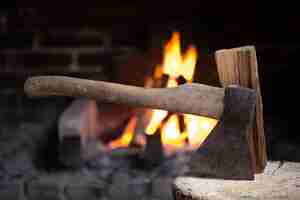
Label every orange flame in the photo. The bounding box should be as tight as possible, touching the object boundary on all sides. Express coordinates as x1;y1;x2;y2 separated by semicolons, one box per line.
184;114;218;149
181;46;198;82
161;114;187;155
145;109;168;135
111;32;217;155
146;31;218;153
108;116;137;149
163;32;182;78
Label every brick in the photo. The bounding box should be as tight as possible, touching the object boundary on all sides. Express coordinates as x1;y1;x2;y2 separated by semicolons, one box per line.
151;177;173;200
0;32;33;49
78;52;113;67
0;53;5;68
108;171;150;200
63;173;107;200
27;178;61;200
4;51;71;69
110;25;147;48
65;185;103;200
0;182;21;200
41;33;107;48
108;172;132;200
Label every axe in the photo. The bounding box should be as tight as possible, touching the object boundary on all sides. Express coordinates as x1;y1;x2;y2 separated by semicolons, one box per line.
24;76;256;180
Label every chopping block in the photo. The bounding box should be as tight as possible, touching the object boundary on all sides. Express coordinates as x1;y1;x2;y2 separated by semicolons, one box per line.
24;76;257;180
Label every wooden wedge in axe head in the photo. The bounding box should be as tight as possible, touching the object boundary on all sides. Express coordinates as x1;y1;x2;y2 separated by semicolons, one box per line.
24;76;256;180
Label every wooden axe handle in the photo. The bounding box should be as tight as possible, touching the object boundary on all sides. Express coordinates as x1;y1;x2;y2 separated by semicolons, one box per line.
24;76;225;119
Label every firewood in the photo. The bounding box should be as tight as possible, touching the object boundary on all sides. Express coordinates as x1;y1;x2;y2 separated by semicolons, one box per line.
215;46;267;173
139;74;168;164
58;98;102;167
143;131;164;167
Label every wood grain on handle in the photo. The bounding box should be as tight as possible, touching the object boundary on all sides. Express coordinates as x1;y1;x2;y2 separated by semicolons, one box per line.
24;76;225;119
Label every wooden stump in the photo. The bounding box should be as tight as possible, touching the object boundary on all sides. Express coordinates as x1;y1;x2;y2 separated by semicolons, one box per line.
173;162;300;200
215;46;267;173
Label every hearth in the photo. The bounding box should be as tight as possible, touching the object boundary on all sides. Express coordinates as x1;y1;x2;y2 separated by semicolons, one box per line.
1;5;299;199
1;29;265;199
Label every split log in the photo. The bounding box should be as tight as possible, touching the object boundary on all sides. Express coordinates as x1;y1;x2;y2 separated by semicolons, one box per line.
173;162;300;200
58;98;102;167
215;46;267;173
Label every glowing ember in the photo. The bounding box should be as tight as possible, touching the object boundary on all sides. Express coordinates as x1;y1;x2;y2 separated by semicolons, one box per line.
108;116;137;149
166;78;178;88
154;65;164;79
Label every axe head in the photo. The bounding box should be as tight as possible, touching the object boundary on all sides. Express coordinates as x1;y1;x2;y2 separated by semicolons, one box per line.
187;85;256;180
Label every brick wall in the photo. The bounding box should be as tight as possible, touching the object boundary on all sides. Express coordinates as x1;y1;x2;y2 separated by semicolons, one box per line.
0;7;141;126
0;28;135;77
0;7;144;90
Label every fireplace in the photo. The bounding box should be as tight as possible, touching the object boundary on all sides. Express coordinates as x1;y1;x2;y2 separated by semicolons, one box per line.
80;32;219;159
0;4;298;200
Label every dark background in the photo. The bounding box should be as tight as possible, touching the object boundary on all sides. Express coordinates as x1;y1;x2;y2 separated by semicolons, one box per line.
0;1;296;161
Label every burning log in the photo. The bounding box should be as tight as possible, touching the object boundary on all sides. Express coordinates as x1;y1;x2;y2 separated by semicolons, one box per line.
143;132;164;166
215;46;267;173
142;73;171;165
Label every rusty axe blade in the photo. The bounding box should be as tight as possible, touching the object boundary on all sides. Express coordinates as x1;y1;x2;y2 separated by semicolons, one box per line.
187;86;256;180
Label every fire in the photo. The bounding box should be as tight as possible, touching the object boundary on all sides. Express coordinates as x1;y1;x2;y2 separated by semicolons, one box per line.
108;116;137;149
109;32;218;155
146;31;218;153
145;109;168;135
184;114;218;149
163;32;182;78
161;114;187;155
181;46;197;82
